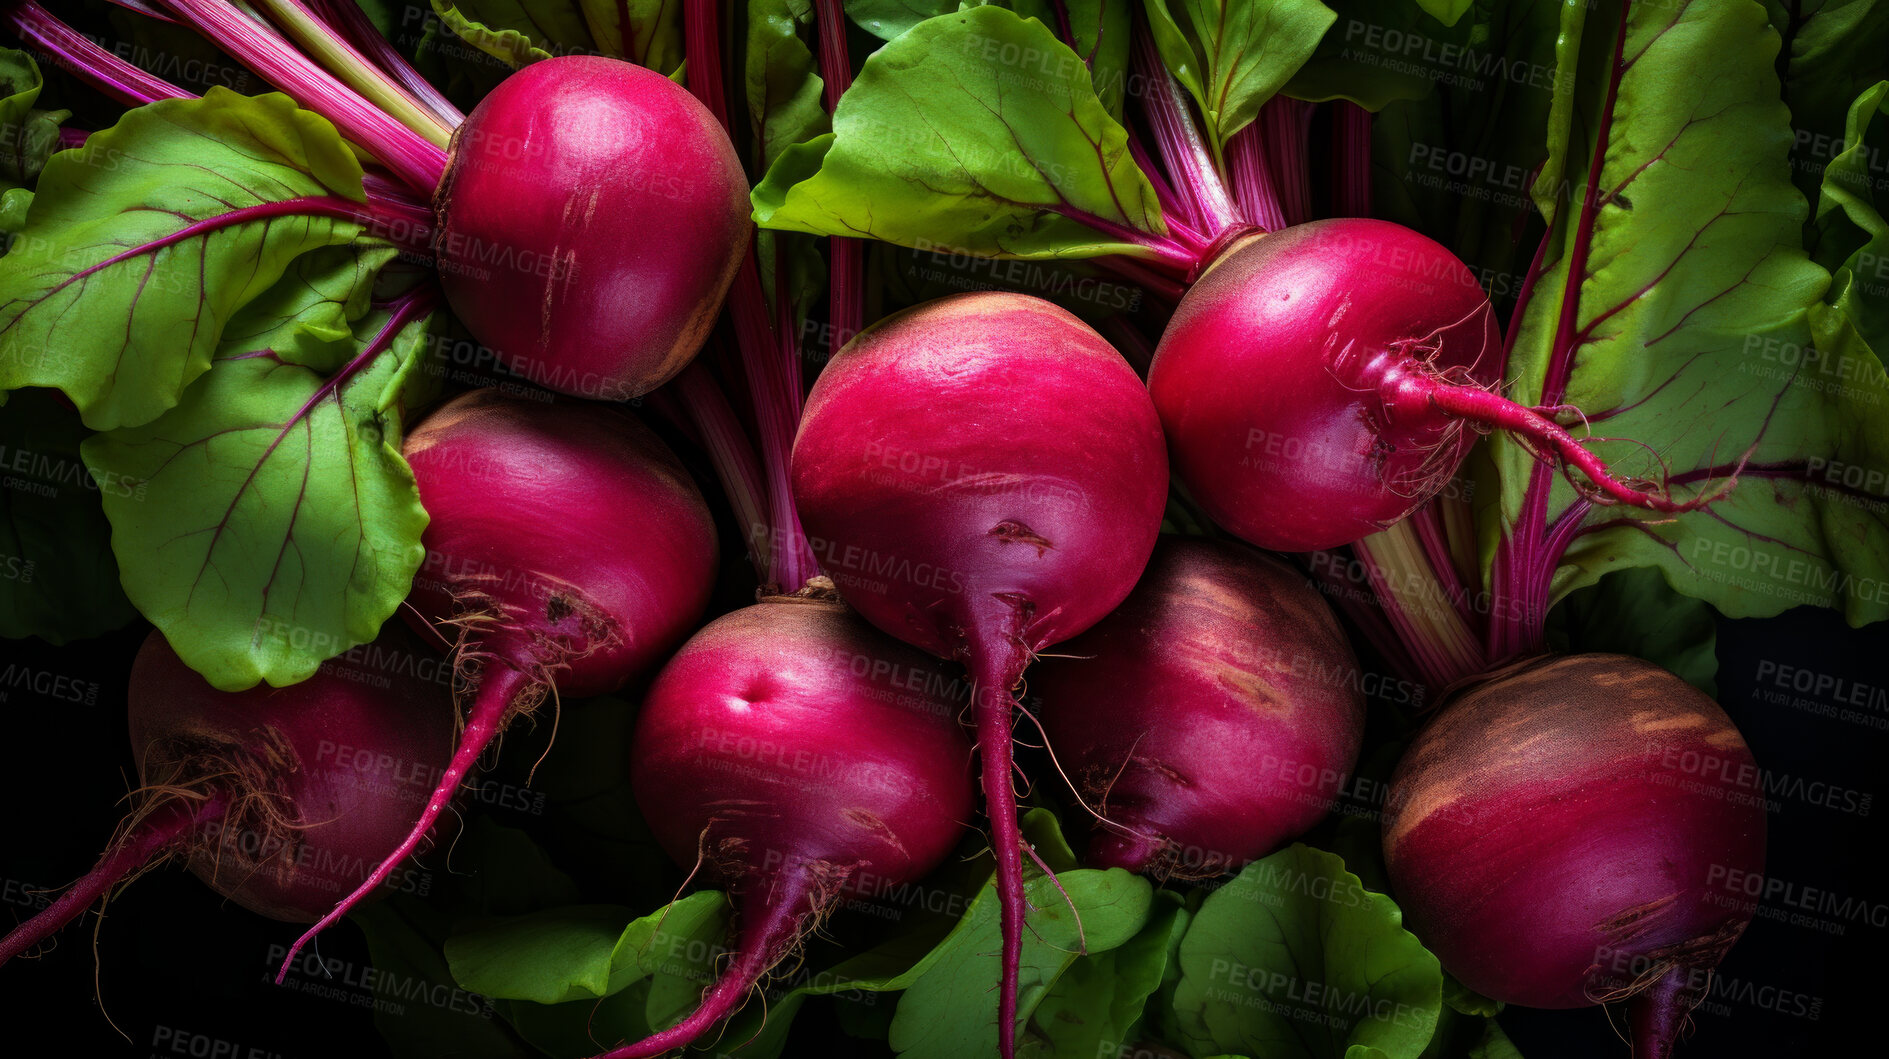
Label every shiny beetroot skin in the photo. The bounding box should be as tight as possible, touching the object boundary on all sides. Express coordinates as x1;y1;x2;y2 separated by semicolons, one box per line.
127;629;455;922
1033;537;1364;878
435;56;749;400
274;389;720;979
402;388;717;695
792;292;1168;675
790;291;1167;1057
635;601;974;899
617;600;975;1057
1383;655;1766;1055
1148;219;1498;551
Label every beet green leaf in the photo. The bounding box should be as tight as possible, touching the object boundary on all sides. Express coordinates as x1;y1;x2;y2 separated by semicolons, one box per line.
81;282;436;690
1488;0;1889;633
754;6;1171;260
0;89;388;432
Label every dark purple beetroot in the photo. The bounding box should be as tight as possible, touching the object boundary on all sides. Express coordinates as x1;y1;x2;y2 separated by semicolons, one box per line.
1;628;454;964
1383;654;1767;1057
1032;537;1365;877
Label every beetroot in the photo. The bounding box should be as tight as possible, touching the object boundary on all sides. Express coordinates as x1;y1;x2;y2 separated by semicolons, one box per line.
600;598;974;1057
1;628;453;965
84;0;753;402
436;56;750;400
1149;220;1702;551
1031;537;1365;877
275;388;718;977
1383;654;1766;1057
790;292;1168;1057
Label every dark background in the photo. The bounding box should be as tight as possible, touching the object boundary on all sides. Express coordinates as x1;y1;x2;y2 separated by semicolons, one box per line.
1;605;1882;1058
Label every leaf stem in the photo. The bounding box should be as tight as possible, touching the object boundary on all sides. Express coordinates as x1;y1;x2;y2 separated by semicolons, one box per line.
684;0;818;592
1333;100;1372;218
151;0;448;193
813;0;863;363
361;179;438;259
1545;0;1633;403
1410;499;1479;628
4;2;193;107
1350;521;1486;691
673;358;774;585
1485;0;1672;661
304;0;464;128
1129;137;1203;232
1093;254;1186;305
1301;550;1428;703
1130;22;1240;242
248;0;454;147
1260;97;1314;226
1224;122;1287;231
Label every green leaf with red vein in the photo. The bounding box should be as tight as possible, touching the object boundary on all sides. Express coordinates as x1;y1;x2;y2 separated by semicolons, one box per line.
576;0;685;73
0;88;388;431
81;290;437;690
1487;0;1889;633
221;243;398;373
428;2;683;73
1143;0;1337;151
753;6;1172;261
846;3;1133;116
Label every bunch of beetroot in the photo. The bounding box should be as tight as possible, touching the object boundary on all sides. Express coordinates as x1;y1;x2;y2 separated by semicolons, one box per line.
0;3;1785;1059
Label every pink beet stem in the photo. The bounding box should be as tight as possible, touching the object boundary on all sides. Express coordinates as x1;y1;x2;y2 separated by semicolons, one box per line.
969;631;1032;1059
0;790;225;965
813;0;864;363
274;662;533;982
5;2;193;107
1422;381;1715;513
1628;966;1696;1059
596;869;820;1059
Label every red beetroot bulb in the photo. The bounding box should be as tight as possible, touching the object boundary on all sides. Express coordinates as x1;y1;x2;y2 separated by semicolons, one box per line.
790;291;1168;1059
1149;219;1500;551
275;388;718;978
436;56;750;400
601;598;975;1057
1032;536;1365;877
1383;654;1767;1058
2;628;454;966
